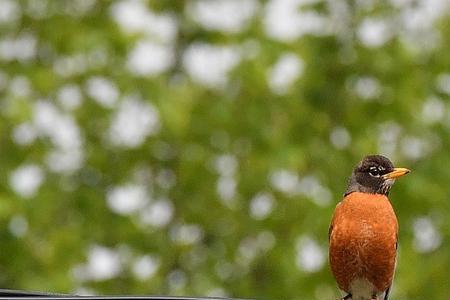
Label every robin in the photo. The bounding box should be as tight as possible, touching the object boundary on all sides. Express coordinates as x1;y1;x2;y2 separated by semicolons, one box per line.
329;155;410;300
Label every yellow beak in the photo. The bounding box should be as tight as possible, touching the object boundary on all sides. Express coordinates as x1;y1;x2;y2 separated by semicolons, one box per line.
382;167;411;179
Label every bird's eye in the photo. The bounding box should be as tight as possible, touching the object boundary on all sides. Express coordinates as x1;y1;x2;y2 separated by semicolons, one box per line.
369;166;380;177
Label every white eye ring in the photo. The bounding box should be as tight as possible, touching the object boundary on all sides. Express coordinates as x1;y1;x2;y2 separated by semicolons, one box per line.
369;166;380;177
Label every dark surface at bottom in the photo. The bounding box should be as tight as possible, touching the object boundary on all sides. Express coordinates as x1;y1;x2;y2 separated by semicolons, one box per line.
0;289;246;300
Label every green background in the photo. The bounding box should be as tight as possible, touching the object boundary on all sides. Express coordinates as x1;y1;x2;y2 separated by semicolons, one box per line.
0;1;449;299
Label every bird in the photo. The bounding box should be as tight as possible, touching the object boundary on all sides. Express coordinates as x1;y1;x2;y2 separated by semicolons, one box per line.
328;155;410;300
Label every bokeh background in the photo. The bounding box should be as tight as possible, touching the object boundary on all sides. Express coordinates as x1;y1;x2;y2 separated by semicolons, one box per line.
0;0;449;299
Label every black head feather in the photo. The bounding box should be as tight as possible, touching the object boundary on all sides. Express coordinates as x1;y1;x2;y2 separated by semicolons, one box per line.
345;155;396;196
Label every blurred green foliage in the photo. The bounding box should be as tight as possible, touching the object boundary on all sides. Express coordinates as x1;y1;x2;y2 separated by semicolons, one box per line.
0;1;450;299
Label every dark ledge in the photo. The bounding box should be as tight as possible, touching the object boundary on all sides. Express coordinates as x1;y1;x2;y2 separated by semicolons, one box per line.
0;289;250;300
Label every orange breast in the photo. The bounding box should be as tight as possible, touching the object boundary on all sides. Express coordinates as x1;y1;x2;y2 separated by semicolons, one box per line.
329;192;398;293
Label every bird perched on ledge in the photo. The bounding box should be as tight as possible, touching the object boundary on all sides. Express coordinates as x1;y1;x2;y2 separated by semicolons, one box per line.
329;155;410;300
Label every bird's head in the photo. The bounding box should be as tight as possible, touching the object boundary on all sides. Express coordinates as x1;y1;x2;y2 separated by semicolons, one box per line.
345;154;410;196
